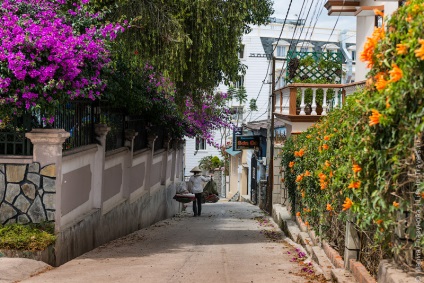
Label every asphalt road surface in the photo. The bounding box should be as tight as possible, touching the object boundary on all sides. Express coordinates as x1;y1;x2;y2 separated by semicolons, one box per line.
20;202;322;283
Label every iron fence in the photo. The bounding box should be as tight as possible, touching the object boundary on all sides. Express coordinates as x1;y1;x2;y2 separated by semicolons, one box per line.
95;103;125;152
0;114;33;155
55;100;95;151
0;100;167;155
126;116;148;151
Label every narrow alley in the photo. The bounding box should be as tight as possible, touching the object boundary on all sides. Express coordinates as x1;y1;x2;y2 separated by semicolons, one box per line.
20;202;325;283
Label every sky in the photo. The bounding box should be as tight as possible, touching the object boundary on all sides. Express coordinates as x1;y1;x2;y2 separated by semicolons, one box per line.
273;0;357;30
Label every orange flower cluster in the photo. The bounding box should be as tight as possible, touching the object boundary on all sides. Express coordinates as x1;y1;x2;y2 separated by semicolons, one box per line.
326;203;333;211
294;148;305;157
303;208;311;213
360;26;385;68
304;170;311;177
369;109;382;126
375;219;383;225
296;174;303;182
386;97;391;109
319;173;328;190
389;63;403;83
289;161;295;168
342;197;353;211
324;135;330;141
322;144;329;150
296;212;301;217
375;72;389;90
393;201;400;208
352;164;362;174
324;160;331;168
396;43;409;55
415;39;424;60
348;181;361;189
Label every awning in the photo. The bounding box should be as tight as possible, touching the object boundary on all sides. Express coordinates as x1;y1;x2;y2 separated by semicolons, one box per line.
225;148;242;156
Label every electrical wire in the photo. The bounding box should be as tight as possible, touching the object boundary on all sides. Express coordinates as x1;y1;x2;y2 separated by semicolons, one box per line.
326;0;347;43
244;0;294;122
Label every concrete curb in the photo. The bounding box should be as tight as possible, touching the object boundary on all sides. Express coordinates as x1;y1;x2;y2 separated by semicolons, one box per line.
378;260;423;283
273;204;423;283
272;204;358;283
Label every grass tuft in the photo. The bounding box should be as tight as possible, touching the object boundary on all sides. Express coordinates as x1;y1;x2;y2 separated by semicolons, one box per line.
0;223;56;251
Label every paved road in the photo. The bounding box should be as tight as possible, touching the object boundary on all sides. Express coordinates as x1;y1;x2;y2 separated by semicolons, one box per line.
21;202;321;283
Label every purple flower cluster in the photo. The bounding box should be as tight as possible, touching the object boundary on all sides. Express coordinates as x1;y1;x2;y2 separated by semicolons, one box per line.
0;0;124;120
184;91;232;147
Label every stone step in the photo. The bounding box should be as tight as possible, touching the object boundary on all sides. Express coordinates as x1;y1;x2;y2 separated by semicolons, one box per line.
312;246;335;281
331;268;357;283
297;232;313;255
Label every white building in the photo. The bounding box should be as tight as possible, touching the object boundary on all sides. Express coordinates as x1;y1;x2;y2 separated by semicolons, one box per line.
185;18;356;198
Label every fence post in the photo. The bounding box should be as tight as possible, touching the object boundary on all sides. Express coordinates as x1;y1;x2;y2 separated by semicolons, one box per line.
344;215;361;269
25;129;70;231
125;129;138;154
395;211;414;265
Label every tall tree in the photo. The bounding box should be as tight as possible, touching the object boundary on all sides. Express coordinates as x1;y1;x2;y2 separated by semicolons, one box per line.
94;0;274;104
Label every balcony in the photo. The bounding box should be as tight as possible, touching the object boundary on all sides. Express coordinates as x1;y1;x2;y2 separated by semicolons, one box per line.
273;81;365;123
324;0;360;16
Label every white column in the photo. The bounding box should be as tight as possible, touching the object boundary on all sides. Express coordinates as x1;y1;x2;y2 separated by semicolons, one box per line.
311;88;317;115
282;88;290;115
334;90;340;108
322;88;328;116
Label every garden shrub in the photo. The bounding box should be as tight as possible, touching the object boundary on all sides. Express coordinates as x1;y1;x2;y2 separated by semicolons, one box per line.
280;1;424;275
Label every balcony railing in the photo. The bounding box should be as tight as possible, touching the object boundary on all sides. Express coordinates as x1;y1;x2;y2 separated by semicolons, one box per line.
273;81;365;119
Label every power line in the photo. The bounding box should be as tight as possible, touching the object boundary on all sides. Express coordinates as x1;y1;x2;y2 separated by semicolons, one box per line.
326;0;347;43
244;0;294;122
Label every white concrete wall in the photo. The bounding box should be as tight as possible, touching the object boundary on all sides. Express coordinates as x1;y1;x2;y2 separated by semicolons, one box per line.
55;141;184;266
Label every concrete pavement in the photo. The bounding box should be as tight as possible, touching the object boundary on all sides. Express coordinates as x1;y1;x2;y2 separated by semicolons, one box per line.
3;201;325;283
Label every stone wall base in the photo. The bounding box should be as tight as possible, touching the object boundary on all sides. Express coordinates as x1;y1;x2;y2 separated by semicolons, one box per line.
54;184;181;266
0;245;55;266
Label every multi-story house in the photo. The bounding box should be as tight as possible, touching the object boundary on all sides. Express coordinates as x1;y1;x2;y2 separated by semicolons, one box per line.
185;18;356;202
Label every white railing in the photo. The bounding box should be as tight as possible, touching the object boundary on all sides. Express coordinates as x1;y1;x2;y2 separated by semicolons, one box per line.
274;81;365;117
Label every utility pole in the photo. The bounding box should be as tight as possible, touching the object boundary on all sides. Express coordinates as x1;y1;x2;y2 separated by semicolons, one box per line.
266;57;276;214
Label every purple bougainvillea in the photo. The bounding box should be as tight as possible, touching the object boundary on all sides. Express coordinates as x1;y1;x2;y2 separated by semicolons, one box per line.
0;0;124;121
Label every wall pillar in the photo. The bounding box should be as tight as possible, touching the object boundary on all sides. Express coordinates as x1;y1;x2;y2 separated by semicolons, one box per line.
170;139;177;182
25;129;70;231
94;124;109;208
145;134;158;195
122;129;138;198
161;135;171;185
124;129;138;155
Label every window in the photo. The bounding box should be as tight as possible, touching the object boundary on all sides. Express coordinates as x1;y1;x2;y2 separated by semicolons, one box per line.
230;106;244;122
235;76;244;89
351;50;356;61
297;42;314;53
273;40;290;58
276;46;286;57
195;137;206;150
275;75;285;89
375;14;383;27
239;44;245;59
399;0;406;7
